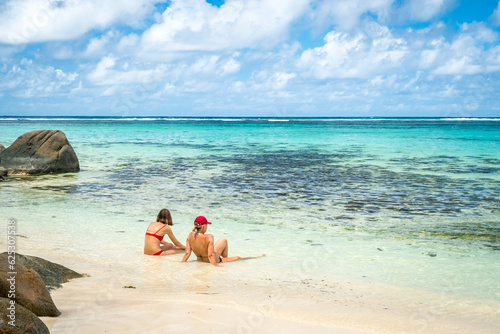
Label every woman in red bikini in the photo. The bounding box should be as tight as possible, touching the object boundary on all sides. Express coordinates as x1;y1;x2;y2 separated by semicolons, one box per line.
144;209;186;256
181;216;265;265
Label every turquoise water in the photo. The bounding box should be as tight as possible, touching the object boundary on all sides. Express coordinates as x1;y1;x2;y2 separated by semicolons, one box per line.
1;117;499;303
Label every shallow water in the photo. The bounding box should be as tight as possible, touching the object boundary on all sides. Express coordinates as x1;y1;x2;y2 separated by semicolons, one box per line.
0;117;499;304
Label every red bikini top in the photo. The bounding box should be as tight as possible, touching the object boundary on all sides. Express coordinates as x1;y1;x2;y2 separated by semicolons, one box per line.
145;224;166;241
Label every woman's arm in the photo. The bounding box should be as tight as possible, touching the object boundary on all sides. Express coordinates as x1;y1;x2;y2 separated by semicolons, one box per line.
207;235;218;266
165;226;186;250
181;237;192;262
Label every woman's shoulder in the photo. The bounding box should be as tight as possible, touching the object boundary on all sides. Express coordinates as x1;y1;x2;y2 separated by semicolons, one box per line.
159;224;172;233
146;221;159;230
147;222;169;231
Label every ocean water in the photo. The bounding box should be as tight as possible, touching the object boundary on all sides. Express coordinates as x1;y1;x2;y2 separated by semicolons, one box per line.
1;117;499;306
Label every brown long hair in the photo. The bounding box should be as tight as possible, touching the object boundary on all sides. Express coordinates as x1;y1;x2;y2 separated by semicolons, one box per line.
157;209;173;226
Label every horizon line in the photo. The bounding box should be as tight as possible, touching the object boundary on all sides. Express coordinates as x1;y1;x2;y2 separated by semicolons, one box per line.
1;115;500;119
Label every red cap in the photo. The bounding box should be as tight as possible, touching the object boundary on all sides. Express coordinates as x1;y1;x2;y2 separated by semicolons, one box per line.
194;216;211;226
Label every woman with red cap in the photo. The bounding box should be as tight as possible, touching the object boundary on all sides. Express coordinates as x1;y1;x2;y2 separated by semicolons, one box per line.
182;216;263;265
144;208;186;256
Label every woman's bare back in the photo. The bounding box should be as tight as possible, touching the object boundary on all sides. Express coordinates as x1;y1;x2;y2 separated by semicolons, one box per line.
186;232;214;261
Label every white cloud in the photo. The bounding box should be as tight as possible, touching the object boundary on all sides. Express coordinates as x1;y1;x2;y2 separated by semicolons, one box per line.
250;71;297;91
138;0;309;55
460;22;498;43
428;24;498;75
419;48;439;68
230;81;244;93
308;0;394;30
297;23;407;79
189;56;220;75
85;52;242;98
491;1;500;26
83;31;120;58
87;56;167;87
87;56;117;84
484;45;500;72
55;68;77;82
397;0;453;22
310;21;498;78
219;57;241;75
0;58;78;97
0;0;158;44
434;57;481;75
117;33;140;53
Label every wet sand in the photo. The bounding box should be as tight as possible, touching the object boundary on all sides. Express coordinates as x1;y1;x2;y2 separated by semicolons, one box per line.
33;250;500;334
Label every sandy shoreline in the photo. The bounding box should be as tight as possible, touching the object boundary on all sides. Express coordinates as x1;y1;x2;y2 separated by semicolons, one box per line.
41;277;371;334
1;224;499;334
2;226;499;334
41;284;385;334
37;253;374;334
27;247;499;334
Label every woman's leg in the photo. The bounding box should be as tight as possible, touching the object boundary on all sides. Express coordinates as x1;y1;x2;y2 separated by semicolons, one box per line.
221;256;242;262
161;242;180;252
214;237;229;257
160;249;178;255
214;238;242;262
222;254;266;262
214;237;266;263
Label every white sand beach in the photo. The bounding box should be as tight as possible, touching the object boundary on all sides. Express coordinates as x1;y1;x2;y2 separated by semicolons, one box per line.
30;247;499;334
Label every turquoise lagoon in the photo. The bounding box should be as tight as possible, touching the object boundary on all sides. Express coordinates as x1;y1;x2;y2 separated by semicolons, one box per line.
0;117;499;306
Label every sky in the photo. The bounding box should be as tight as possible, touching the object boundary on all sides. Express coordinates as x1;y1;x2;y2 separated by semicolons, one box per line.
1;0;500;117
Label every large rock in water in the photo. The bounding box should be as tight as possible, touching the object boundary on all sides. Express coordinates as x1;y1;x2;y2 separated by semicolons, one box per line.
0;144;5;153
0;130;79;175
0;297;50;334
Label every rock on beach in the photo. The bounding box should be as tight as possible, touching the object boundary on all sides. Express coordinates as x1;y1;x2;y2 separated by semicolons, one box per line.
0;297;50;334
0;253;83;333
0;261;61;317
3;253;83;290
0;253;83;317
0;130;79;175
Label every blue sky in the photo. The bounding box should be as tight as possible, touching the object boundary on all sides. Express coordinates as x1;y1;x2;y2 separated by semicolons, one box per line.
1;0;500;117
